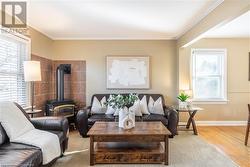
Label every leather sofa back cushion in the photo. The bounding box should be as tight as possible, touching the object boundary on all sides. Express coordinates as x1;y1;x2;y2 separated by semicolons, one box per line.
0;124;9;145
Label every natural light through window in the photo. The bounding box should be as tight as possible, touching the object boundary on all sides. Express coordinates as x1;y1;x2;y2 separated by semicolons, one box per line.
0;33;30;107
191;49;227;102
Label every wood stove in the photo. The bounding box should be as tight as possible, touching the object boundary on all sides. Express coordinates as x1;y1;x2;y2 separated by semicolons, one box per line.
46;64;76;118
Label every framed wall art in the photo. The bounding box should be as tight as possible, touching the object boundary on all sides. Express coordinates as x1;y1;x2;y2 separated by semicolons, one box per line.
106;56;150;89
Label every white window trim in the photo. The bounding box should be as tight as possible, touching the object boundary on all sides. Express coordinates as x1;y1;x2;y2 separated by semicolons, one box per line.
0;28;31;107
190;48;228;104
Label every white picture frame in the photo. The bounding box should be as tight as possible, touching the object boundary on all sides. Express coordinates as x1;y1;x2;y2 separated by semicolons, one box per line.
106;56;150;89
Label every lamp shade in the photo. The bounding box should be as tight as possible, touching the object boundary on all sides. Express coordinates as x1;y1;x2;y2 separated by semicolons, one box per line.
23;61;41;82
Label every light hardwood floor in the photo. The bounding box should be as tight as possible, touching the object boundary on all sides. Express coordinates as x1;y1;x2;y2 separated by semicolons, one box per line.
198;126;250;167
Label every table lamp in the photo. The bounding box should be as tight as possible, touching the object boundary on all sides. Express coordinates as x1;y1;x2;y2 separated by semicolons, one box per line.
24;61;41;111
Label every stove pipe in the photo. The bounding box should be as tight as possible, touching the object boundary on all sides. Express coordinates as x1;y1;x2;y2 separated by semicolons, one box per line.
56;64;71;101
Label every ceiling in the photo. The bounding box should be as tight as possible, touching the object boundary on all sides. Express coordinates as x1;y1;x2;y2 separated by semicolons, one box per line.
204;10;250;38
27;0;223;40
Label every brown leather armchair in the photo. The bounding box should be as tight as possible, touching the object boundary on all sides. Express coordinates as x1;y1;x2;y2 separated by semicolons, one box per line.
0;103;69;167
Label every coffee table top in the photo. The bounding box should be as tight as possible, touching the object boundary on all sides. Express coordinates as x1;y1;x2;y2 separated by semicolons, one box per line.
87;122;170;136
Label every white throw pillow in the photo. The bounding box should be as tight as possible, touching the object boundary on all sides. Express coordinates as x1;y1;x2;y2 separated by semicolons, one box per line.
148;96;164;115
129;100;142;116
140;95;150;115
106;105;116;115
0;102;35;140
91;96;106;114
106;95;117;115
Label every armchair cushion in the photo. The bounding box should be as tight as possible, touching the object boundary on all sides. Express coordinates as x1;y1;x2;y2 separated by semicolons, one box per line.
0;142;42;167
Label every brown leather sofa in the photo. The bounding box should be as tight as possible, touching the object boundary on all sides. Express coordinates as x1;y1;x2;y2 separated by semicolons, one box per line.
0;103;69;167
77;94;178;137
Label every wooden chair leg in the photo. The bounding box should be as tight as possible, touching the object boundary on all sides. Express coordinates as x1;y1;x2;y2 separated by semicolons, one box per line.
245;123;249;146
245;104;250;146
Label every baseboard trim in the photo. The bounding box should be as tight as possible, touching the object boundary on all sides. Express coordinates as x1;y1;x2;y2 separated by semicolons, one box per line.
179;121;247;126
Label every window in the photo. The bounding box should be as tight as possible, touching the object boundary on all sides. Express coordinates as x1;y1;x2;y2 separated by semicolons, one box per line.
0;32;30;107
191;49;227;102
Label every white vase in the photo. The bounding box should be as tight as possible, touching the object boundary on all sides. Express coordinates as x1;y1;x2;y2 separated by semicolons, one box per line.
179;101;187;109
118;107;135;129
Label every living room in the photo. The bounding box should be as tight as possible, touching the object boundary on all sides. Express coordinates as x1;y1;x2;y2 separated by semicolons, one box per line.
0;0;249;167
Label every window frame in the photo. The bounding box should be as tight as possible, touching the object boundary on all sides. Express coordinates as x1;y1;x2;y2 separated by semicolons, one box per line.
0;29;31;107
190;48;228;104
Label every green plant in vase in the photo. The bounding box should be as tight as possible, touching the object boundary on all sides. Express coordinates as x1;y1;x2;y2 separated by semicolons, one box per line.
177;92;190;102
177;92;190;108
106;93;138;110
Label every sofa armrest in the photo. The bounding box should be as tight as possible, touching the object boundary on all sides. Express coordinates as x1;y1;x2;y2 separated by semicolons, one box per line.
30;116;69;137
163;106;175;118
76;108;89;137
164;106;178;136
84;106;91;115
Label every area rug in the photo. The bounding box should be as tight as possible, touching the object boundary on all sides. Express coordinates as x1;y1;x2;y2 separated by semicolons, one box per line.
53;131;238;167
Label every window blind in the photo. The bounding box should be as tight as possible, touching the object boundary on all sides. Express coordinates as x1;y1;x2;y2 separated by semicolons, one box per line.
0;34;29;107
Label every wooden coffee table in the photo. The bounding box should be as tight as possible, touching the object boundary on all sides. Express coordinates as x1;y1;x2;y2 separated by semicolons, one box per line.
87;122;171;165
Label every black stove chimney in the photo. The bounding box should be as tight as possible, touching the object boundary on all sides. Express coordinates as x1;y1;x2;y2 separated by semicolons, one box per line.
56;64;71;101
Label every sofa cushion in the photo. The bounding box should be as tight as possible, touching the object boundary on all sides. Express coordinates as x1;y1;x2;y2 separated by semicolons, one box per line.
148;96;164;115
0;143;42;167
88;114;115;125
91;96;107;114
140;95;150;115
142;114;168;126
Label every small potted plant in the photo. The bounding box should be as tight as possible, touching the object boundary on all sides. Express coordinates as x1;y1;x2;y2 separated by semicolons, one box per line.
106;93;138;129
177;92;190;108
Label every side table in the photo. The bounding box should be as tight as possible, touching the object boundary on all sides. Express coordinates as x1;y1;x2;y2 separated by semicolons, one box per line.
174;106;203;135
26;109;43;118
